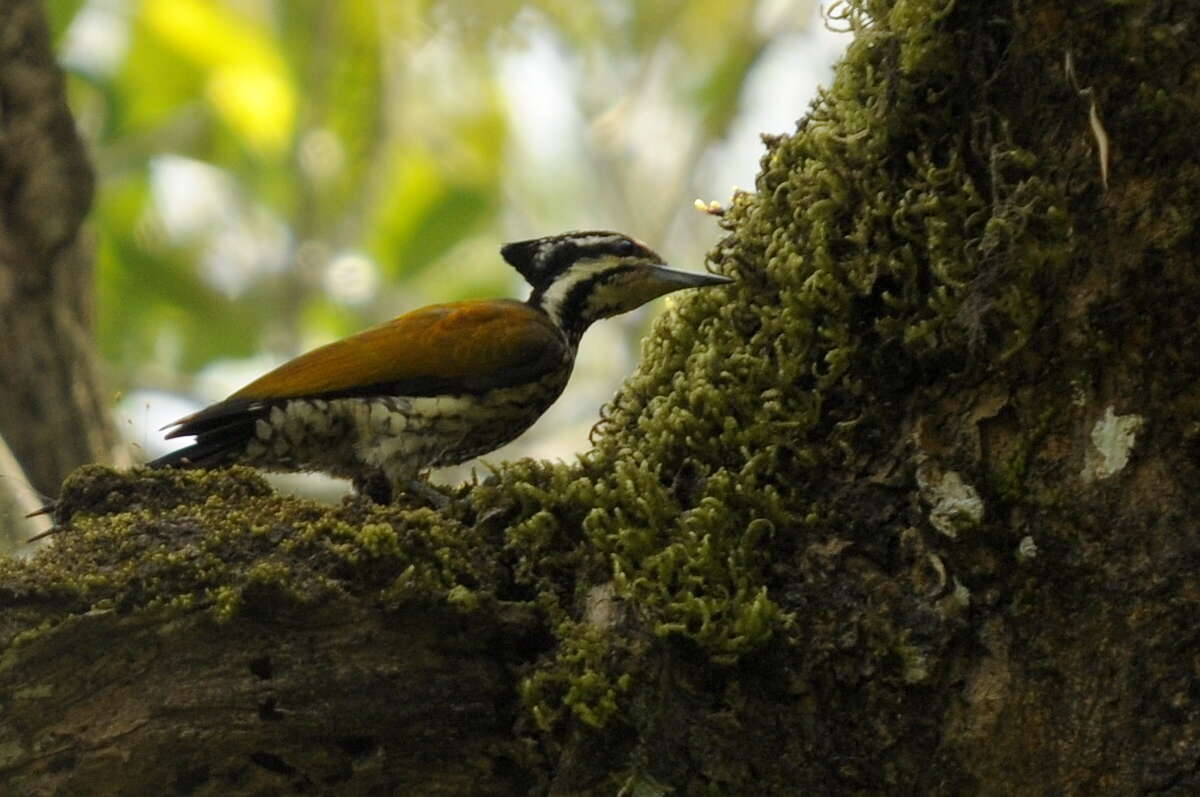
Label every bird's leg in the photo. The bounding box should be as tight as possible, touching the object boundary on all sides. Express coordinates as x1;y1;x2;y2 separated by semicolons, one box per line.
353;469;449;509
352;470;393;504
401;479;451;510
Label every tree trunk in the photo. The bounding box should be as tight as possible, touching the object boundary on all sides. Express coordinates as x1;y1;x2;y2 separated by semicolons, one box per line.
0;0;116;501
2;1;1199;794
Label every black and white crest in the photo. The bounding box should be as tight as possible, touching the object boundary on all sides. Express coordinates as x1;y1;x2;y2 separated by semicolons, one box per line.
500;230;660;290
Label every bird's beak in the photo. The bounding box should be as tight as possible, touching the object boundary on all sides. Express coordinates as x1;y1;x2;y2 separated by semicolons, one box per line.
646;266;734;292
606;264;733;316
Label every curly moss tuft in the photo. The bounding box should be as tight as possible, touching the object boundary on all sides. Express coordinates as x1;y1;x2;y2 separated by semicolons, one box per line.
476;0;1085;750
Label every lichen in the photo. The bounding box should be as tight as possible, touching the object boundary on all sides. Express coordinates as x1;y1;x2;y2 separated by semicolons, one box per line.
918;469;985;539
1081;405;1144;482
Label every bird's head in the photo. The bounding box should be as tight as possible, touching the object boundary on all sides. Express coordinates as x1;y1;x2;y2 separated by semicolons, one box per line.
501;230;732;340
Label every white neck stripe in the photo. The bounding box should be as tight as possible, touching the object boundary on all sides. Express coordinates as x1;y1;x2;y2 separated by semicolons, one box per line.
537;258;614;328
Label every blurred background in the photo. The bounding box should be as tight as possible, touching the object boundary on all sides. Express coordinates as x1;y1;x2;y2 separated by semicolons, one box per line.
46;0;850;498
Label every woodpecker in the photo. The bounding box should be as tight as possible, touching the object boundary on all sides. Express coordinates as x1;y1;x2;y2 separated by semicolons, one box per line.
149;231;731;503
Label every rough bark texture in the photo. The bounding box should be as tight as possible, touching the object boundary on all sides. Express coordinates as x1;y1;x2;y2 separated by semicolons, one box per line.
0;467;545;795
0;0;116;498
2;0;1199;794
3;592;537;794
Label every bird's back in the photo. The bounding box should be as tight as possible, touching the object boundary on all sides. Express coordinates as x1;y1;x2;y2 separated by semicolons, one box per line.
152;299;573;490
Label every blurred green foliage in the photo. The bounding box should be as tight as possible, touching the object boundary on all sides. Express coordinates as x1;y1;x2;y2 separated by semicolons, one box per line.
49;0;816;398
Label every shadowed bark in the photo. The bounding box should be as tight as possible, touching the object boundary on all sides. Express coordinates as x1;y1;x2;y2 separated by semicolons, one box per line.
3;1;1200;794
0;0;116;500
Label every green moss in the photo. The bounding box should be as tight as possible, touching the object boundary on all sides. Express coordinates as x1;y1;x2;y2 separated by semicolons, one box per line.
208;584;241;622
467;0;1081;749
0;465;502;645
519;621;635;731
6;1;1193;790
993;403;1059;502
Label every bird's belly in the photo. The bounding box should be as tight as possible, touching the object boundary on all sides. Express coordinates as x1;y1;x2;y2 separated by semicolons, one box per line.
240;374;569;480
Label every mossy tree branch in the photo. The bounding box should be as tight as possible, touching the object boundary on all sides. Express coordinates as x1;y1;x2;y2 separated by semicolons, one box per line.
4;0;1200;794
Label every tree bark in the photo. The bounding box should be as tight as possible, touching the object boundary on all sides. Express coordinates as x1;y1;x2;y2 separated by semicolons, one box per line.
0;0;116;499
3;1;1200;794
1;587;539;795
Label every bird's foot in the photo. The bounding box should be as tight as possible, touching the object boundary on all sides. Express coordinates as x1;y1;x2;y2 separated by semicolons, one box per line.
353;472;394;504
352;472;450;510
401;479;451;510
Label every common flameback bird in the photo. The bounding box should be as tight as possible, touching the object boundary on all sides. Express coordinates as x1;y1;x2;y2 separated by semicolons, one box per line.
149;231;731;503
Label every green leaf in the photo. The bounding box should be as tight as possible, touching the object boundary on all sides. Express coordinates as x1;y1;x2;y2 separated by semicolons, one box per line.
140;0;296;156
46;0;88;43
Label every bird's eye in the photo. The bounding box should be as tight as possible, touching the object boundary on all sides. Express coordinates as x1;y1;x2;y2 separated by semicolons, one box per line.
614;239;637;256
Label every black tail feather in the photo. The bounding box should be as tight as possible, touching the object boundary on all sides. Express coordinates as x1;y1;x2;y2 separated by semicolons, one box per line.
148;414;261;469
26;403;265;540
162;397;261;439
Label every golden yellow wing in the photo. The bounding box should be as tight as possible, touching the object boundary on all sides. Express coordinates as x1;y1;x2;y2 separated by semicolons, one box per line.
232;299;566;399
164;299;567;440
